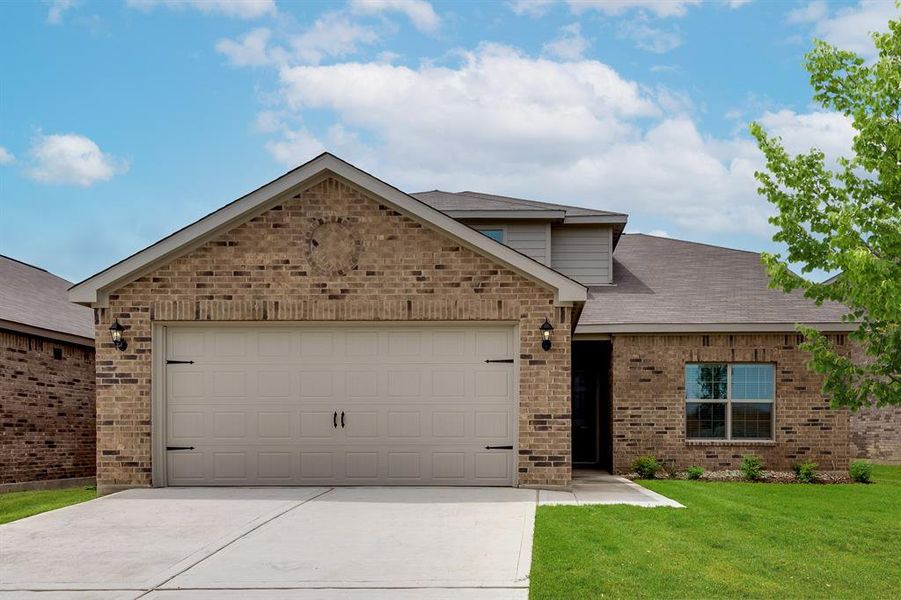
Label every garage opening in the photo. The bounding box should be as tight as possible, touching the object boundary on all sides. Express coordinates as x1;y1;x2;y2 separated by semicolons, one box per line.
161;325;517;486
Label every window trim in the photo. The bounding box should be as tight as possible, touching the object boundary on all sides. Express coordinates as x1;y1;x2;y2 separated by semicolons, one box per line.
476;227;506;243
685;363;775;441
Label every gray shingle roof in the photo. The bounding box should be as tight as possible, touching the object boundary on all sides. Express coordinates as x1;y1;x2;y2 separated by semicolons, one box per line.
579;234;851;330
0;255;94;341
412;190;626;218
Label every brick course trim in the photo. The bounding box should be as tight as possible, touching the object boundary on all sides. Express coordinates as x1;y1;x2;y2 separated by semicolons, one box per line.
95;177;572;492
0;330;96;484
611;333;851;473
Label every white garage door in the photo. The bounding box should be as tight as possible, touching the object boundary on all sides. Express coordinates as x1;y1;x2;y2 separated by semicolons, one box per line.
164;325;516;486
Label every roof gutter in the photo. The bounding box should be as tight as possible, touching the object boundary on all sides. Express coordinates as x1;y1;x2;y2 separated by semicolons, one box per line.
576;322;859;334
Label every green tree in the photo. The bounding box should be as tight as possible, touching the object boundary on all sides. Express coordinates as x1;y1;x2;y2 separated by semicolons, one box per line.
749;16;901;409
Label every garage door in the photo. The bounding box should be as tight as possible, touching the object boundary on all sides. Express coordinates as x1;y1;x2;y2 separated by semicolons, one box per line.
164;325;516;486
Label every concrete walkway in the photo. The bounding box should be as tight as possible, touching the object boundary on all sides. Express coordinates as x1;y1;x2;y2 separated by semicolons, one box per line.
0;487;535;599
538;471;684;507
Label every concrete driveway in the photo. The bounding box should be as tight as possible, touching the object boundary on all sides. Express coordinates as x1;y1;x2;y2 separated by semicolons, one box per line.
0;487;535;599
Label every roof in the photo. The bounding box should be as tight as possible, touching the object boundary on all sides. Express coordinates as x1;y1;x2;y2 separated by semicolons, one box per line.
413;190;628;248
577;234;854;333
412;190;626;219
0;255;94;345
70;153;587;307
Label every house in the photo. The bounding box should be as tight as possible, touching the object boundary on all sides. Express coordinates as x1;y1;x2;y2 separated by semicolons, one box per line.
1;255;95;490
68;153;866;495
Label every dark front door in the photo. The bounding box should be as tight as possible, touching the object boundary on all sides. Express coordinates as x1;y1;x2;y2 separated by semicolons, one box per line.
572;341;611;469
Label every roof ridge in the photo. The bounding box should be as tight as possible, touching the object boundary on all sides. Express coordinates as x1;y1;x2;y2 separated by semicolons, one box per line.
624;233;762;256
0;254;50;273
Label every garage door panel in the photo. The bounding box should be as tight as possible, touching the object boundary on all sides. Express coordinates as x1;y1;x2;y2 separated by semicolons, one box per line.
166;325;516;486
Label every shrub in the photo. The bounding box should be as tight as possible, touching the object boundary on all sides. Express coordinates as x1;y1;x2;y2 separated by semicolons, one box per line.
793;462;818;483
849;460;873;483
740;454;764;481
686;466;704;480
632;455;661;479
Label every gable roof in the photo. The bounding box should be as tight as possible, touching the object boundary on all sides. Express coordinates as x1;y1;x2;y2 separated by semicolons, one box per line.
70;153;587;307
577;234;854;333
1;255;94;345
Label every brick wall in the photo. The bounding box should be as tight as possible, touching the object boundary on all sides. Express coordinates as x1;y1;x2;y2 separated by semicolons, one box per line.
0;330;95;484
850;406;901;463
95;176;571;492
611;333;851;473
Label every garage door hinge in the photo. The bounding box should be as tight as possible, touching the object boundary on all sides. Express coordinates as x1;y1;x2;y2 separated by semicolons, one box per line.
484;358;514;363
166;446;195;451
484;445;513;450
166;360;195;365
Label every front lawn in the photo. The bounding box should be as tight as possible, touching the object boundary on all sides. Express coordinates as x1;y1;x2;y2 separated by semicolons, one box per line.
531;465;901;599
0;486;96;525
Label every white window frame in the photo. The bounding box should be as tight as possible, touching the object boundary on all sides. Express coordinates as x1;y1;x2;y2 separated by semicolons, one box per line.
477;227;506;243
685;363;775;441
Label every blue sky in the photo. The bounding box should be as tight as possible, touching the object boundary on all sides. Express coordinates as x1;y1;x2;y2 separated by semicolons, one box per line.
0;0;896;283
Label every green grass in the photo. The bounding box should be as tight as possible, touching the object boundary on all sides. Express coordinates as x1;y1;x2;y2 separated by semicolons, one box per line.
0;486;96;525
531;466;901;599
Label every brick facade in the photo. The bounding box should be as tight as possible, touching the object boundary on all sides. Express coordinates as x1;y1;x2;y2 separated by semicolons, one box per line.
850;406;901;463
1;330;95;484
94;176;571;493
611;333;851;473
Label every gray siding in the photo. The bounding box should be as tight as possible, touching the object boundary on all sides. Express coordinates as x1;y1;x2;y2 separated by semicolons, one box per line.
551;225;612;285
506;222;551;265
465;221;551;266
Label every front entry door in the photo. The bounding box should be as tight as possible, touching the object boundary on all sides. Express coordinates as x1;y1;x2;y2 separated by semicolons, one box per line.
571;341;611;469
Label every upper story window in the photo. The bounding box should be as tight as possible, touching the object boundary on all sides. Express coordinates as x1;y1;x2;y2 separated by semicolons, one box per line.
685;363;774;440
477;228;504;243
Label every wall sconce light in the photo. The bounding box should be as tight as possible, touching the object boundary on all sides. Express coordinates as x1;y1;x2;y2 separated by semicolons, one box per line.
539;318;554;351
109;319;128;351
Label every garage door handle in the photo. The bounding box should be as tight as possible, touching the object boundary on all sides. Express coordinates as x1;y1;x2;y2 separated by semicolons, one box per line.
341;411;345;428
166;446;195;451
484;445;513;450
333;411;338;429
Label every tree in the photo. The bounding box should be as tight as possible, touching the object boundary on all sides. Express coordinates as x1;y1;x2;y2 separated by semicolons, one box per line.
749;15;901;409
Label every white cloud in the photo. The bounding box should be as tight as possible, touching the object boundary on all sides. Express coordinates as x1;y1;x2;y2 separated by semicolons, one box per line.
787;0;828;23
0;146;15;165
26;133;128;187
46;0;77;24
289;12;379;64
125;0;276;19
756;109;855;160
232;41;856;237
617;16;682;53
216;27;272;66
508;0;556;17
543;23;589;60
726;0;753;7
567;0;701;18
789;0;898;57
216;13;378;67
349;0;440;33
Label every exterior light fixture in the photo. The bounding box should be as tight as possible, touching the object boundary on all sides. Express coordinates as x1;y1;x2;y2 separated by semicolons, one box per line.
539;318;554;351
109;319;128;351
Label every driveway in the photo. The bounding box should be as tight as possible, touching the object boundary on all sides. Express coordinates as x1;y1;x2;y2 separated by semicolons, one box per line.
0;487;535;599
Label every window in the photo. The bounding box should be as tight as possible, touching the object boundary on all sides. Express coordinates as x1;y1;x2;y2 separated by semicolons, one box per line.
477;228;504;243
685;363;774;440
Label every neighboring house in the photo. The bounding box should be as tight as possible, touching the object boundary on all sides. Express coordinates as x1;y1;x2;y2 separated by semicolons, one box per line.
67;153;878;495
1;255;95;489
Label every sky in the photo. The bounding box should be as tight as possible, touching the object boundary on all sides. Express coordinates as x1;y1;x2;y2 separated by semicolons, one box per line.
0;0;897;284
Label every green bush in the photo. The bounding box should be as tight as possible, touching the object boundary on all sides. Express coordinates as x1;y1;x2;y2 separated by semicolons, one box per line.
849;460;873;483
631;455;661;479
686;466;704;480
740;454;764;481
793;462;818;483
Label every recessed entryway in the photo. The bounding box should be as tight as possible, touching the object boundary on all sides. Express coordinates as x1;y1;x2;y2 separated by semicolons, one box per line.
571;341;612;471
